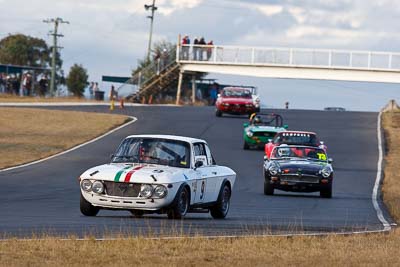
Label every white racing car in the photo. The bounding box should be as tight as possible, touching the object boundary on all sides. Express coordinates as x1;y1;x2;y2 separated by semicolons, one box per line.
79;135;236;219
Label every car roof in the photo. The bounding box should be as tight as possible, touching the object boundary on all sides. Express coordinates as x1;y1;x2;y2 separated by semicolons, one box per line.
124;134;206;144
279;130;316;135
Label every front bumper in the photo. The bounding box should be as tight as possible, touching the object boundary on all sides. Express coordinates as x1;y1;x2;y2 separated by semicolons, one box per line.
244;136;268;147
218;105;255;114
81;183;179;211
267;175;331;193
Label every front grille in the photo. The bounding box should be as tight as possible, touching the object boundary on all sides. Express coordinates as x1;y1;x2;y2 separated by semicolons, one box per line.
280;175;320;184
104;181;141;197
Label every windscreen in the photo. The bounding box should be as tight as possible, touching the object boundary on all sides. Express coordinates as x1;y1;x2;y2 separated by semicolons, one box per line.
222;89;251;98
112;138;191;168
271;146;327;161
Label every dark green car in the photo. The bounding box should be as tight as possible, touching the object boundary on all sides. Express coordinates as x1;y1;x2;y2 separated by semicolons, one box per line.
243;113;288;150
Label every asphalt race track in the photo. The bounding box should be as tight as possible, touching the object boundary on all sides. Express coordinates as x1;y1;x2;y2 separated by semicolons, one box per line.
0;106;394;238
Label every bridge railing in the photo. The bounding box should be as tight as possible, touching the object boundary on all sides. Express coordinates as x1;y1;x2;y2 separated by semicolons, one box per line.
177;44;400;71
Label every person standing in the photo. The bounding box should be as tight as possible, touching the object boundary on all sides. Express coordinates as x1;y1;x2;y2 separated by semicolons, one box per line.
206;40;214;61
38;75;48;96
198;37;206;61
193;37;199;60
109;85;117;100
181;35;190;60
88;82;94;99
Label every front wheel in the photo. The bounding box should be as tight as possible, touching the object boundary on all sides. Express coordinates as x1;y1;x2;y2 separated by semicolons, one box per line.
264;180;274;195
167;186;190;219
216;109;222;117
80;193;100;216
210;184;231;219
320;184;332;198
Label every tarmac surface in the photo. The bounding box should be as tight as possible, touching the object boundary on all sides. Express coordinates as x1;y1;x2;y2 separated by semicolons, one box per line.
0;105;393;238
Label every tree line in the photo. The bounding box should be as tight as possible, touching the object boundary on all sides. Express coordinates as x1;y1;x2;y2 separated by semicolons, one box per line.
0;34;87;97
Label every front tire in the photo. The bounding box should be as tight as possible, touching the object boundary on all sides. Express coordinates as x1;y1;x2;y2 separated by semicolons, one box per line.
130;210;144;218
80;193;100;216
210;184;231;219
320;184;332;198
243;141;250;150
216;109;222;117
167;186;190;219
264;180;274;195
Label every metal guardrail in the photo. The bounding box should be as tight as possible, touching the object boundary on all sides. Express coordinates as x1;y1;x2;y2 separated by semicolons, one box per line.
178;44;400;71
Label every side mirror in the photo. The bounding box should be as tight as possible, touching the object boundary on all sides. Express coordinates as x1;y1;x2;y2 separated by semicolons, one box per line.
263;155;269;161
194;160;203;169
283;124;289;129
243;123;249;127
320;141;324;145
110;154;114;159
328;158;333;164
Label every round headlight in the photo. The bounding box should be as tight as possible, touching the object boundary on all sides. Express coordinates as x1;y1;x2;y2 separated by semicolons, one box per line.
247;131;253;137
153;185;167;198
81;179;92;192
321;166;332;178
92;181;104;194
268;164;279;175
140;184;153;198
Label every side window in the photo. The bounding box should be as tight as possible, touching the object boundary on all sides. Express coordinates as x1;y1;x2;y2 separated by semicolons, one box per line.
204;144;216;165
193;143;208;166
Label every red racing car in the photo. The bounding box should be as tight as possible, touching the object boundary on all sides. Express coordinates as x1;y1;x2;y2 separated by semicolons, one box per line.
215;87;257;117
265;131;327;159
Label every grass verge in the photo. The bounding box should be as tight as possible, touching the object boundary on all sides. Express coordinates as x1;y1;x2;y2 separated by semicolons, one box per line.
0;110;399;266
0;107;129;169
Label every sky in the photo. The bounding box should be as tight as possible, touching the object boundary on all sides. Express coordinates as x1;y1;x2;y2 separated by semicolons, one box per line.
0;0;399;111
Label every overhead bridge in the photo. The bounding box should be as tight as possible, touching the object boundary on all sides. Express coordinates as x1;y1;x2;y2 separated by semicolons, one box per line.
176;44;400;83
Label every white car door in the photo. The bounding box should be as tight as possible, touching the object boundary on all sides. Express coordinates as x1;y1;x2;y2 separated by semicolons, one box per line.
193;143;219;204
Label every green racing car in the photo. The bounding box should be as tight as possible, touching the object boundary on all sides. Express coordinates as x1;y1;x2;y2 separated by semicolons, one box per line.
243;113;288;150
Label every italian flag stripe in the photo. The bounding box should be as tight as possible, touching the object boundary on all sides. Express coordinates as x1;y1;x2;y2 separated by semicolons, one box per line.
114;166;132;182
124;166;144;183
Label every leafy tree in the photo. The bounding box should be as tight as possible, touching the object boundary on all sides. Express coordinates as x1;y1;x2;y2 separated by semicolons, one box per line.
66;64;88;97
0;34;64;87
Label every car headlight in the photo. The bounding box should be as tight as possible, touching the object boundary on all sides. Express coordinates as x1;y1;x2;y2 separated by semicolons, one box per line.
81;179;92;192
223;103;229;106
246;104;253;107
268;164;280;175
321;166;332;178
153;185;168;198
92;181;104;194
140;184;154;198
246;131;253;137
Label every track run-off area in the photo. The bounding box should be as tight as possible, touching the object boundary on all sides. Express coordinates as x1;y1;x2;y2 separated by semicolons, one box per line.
0;105;395;238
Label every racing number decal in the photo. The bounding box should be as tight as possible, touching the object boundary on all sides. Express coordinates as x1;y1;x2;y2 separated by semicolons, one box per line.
200;180;206;200
317;153;327;161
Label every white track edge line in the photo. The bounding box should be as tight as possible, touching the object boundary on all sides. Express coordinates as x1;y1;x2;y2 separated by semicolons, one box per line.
373;111;391;231
0;116;137;173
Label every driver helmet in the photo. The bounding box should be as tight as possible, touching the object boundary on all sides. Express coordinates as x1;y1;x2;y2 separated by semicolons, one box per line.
277;145;291;157
254;115;262;124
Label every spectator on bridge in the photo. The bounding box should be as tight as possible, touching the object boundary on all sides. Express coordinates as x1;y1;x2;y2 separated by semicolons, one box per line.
207;40;214;61
285;101;289;109
193;37;199;60
181;35;190;60
198;37;206;61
